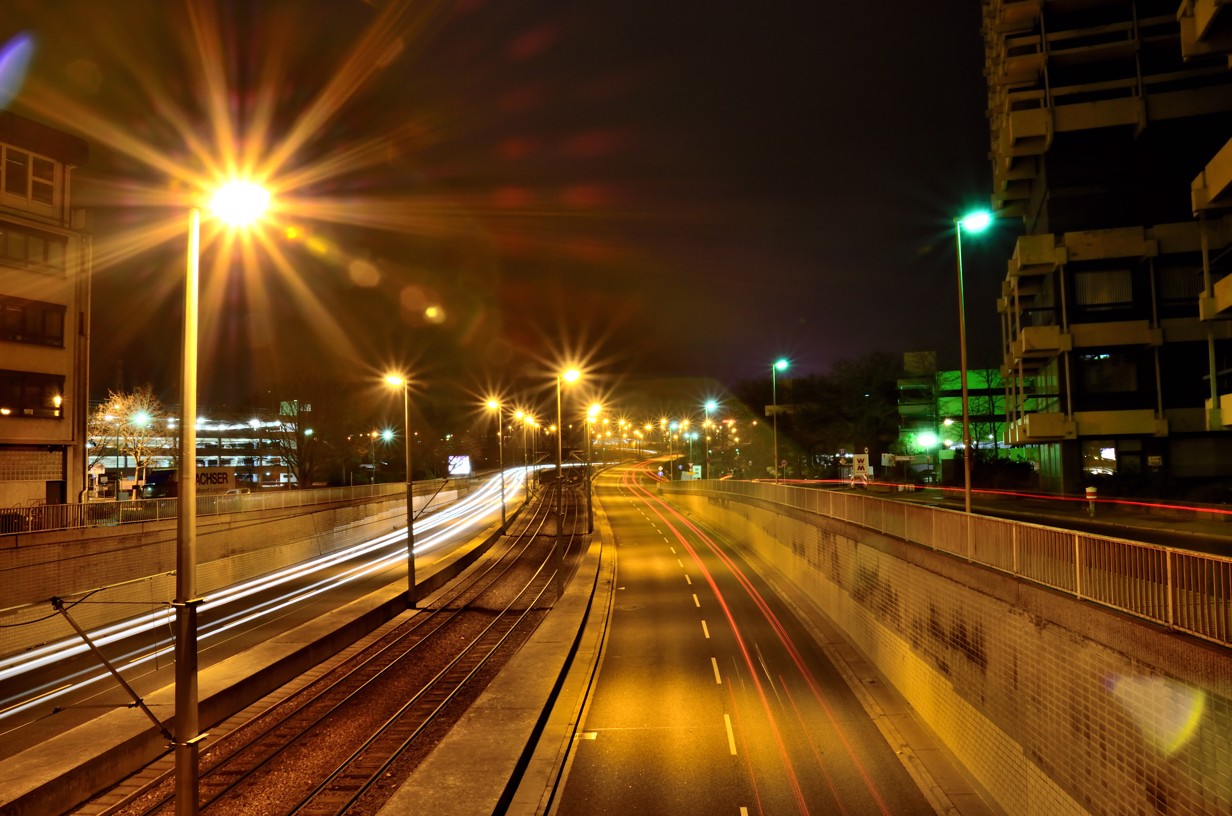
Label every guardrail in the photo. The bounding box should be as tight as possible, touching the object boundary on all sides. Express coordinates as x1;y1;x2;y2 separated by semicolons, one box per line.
663;480;1232;648
0;479;476;536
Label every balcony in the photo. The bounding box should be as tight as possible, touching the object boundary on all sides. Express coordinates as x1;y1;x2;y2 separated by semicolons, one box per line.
1009;325;1072;363
1200;272;1232;319
1006;411;1076;444
1069;321;1161;348
986;0;1042;35
1001;103;1053;156
1203;393;1232;431
1074;409;1168;437
1062;226;1156;263
1178;0;1232;60
1192;137;1232;214
1009;233;1064;278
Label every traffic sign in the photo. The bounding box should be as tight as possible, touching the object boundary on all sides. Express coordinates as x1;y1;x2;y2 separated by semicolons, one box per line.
852;454;870;478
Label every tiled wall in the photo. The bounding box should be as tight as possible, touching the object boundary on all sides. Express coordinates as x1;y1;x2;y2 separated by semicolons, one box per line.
671;494;1232;816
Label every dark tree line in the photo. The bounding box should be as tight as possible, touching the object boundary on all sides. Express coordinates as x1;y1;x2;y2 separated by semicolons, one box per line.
728;352;902;479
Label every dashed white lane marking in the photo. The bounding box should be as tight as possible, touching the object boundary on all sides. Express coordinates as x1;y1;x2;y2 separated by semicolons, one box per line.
669;546;676;554
701;620;710;639
711;656;722;685
741;808;750;816
724;714;737;755
685;574;692;585
677;559;685;568
692;593;701;608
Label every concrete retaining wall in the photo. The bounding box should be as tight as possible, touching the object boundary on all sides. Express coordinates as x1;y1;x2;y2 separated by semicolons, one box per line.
666;492;1232;816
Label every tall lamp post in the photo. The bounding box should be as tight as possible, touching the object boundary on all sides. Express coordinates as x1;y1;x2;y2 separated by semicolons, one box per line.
176;180;269;815
771;358;789;483
555;369;580;594
384;374;416;605
486;399;507;528
369;431;378;483
515;410;531;502
703;400;717;479
955;209;993;514
586;403;600;533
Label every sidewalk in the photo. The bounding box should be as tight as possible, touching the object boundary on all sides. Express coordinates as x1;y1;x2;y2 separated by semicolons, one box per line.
891;484;1232;552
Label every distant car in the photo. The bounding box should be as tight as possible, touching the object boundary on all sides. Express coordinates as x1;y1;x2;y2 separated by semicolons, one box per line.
224;487;251;495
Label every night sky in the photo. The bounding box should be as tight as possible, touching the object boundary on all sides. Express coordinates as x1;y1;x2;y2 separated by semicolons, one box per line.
1;1;1017;407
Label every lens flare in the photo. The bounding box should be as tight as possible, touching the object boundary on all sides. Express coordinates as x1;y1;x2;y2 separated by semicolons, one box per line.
1105;674;1205;756
0;33;35;109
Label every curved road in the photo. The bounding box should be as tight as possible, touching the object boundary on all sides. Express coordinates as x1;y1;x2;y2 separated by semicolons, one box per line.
554;464;936;815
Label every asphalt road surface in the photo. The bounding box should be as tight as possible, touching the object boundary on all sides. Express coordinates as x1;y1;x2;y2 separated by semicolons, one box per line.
554;464;935;815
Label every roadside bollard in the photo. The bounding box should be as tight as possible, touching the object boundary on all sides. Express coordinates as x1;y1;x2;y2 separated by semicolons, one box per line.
1086;485;1097;517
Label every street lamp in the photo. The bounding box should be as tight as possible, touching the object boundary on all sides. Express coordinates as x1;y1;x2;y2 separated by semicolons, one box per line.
175;179;269;814
486;399;507;528
955;209;993;514
703;400;717;479
369;430;378;483
515;410;531;502
555;368;580;594
771;358;788;483
384;374;416;605
586;403;600;533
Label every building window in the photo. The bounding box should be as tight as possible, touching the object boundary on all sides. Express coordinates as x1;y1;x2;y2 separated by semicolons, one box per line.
0;222;67;274
0;296;66;346
1;146;59;212
1073;268;1132;312
1082;440;1118;476
0;369;64;418
1079;351;1138;393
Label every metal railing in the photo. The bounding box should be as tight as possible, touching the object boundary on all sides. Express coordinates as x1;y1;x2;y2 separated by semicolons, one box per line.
663;480;1232;648
0;479;475;536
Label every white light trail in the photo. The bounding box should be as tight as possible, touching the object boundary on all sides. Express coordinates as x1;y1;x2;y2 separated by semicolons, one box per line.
0;471;525;723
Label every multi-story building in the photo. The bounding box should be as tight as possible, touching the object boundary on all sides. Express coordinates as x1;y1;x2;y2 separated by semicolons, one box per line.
983;0;1232;495
897;352;1012;483
0;112;90;507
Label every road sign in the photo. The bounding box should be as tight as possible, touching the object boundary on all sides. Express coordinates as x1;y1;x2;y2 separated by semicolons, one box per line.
852;454;870;478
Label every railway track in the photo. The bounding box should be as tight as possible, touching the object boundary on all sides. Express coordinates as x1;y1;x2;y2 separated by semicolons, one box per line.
82;481;588;816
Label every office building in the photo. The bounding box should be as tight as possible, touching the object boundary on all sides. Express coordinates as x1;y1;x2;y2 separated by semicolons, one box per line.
0;112;90;506
984;0;1232;494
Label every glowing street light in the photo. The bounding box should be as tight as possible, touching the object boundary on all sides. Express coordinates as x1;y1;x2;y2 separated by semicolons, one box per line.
369;430;379;483
554;368;580;594
486;399;507;527
955;209;994;513
384;373;416;605
209;181;271;227
703;399;718;479
586;403;601;533
772;358;788;483
514;410;531;502
176;178;269;813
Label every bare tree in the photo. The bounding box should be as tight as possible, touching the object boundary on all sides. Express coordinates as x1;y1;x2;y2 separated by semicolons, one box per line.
87;386;168;484
274;399;319;488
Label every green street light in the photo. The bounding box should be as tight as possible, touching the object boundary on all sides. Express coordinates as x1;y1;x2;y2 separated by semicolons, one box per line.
703;400;718;478
954;208;995;514
772;358;789;483
959;210;993;234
